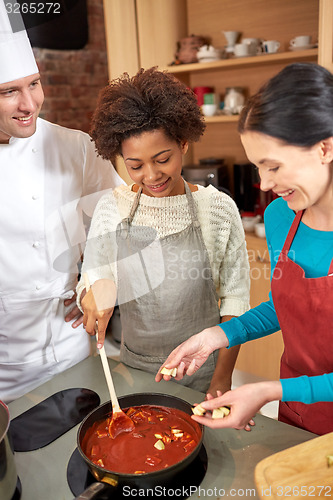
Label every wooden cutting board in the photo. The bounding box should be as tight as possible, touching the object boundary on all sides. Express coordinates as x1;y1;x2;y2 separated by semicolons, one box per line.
255;432;333;499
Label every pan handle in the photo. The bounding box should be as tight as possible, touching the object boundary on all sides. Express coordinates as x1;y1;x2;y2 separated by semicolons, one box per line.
74;481;114;500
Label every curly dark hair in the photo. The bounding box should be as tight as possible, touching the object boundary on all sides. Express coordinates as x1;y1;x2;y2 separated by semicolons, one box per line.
90;67;206;160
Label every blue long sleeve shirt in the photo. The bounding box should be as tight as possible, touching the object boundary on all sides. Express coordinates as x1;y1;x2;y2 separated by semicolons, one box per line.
221;197;333;404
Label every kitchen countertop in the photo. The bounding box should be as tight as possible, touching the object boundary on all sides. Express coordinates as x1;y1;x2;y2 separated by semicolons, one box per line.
8;355;315;500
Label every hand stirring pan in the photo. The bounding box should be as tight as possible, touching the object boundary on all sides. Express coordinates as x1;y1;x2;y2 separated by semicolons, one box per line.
83;273;135;438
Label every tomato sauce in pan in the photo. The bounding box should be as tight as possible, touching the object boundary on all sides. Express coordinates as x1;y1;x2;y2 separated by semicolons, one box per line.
81;405;201;474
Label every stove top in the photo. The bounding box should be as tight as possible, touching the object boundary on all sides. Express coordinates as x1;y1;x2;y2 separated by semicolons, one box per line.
67;445;207;499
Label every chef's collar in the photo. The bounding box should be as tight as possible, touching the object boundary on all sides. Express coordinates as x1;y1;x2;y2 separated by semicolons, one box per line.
0;137;18;146
2;118;41;145
8;136;19;145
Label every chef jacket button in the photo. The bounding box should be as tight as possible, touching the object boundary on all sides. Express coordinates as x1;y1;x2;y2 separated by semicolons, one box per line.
32;241;40;248
32;194;39;200
32;148;38;153
35;284;41;290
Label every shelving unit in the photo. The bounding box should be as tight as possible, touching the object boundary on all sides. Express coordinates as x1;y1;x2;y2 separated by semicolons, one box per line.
171;0;320;176
102;0;323;184
166;49;319;176
204;115;239;124
166;48;318;75
170;48;318;125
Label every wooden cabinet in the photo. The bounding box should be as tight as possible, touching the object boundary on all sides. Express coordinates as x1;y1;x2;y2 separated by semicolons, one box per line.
102;0;187;182
318;0;333;71
166;47;319;191
235;233;284;380
102;0;333;187
164;0;320;185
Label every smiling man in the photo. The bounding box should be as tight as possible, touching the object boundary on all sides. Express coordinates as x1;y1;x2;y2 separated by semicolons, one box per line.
0;4;123;403
0;73;44;141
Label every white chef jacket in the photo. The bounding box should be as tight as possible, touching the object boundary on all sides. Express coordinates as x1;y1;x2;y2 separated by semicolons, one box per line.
0;118;124;403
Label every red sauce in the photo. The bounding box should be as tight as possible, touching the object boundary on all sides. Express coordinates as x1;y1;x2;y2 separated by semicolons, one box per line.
81;405;201;474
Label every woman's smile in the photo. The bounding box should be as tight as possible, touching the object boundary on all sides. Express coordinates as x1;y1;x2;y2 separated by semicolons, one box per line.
241;131;332;213
145;177;171;192
122;129;188;197
274;188;295;201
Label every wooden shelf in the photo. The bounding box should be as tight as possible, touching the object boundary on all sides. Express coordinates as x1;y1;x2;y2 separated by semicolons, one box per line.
164;49;318;74
204;114;239;124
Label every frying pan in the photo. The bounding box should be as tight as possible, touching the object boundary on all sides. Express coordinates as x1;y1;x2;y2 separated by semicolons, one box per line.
76;393;204;499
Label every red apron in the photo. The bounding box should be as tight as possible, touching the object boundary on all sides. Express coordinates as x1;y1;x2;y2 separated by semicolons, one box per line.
271;209;333;435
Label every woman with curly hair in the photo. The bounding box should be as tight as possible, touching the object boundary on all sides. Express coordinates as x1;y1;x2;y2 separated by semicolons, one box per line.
77;67;250;394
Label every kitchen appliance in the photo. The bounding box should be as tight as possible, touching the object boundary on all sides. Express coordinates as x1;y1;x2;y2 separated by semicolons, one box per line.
9;354;317;499
233;162;259;212
68;441;207;499
234;163;277;215
0;401;19;500
75;393;204;499
182;158;230;194
10;388;100;452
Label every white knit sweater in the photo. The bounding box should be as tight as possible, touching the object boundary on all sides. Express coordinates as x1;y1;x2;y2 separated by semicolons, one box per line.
77;184;250;317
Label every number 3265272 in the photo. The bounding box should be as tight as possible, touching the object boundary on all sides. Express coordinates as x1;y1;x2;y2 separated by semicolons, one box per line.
5;3;61;14
275;485;332;496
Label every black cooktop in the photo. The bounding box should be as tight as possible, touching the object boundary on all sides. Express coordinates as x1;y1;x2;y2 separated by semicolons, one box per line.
67;444;207;499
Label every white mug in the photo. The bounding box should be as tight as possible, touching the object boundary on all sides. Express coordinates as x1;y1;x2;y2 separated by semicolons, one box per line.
233;43;250;57
242;37;263;55
290;35;311;47
263;40;280;53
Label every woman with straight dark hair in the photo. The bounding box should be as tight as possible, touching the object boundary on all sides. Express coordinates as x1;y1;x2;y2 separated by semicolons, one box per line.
157;63;333;435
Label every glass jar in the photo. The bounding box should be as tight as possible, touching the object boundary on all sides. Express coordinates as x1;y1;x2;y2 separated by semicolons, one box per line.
224;87;245;114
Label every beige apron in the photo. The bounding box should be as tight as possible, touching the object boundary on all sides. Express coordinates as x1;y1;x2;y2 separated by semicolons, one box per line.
117;181;220;392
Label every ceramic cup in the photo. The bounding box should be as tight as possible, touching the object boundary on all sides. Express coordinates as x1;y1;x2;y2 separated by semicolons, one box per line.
241;214;261;232
254;222;266;238
242;37;262;56
203;92;218;105
201;104;217;117
290;35;311;47
263;40;280;53
193;86;214;106
233;43;250;57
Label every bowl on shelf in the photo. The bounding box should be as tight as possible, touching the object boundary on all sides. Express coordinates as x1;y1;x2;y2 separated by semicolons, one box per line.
254;222;266;238
241;212;261;232
197;44;222;62
202;104;217;116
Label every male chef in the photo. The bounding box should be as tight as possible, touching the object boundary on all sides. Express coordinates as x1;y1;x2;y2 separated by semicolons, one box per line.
0;4;124;403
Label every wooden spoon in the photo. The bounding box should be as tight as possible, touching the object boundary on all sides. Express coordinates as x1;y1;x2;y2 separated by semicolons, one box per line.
83;273;135;438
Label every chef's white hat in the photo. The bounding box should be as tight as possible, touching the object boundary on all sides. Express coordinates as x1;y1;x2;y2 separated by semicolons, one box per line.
0;0;39;84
